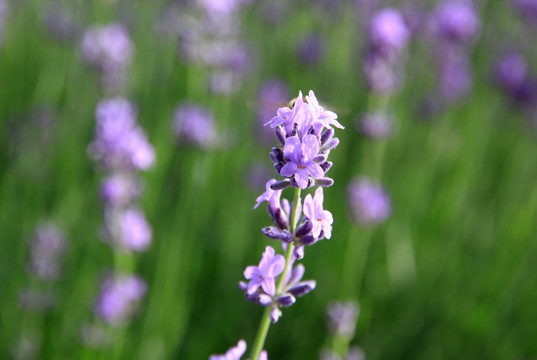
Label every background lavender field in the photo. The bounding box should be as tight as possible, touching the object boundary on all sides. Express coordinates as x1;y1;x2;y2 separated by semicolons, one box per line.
2;0;537;359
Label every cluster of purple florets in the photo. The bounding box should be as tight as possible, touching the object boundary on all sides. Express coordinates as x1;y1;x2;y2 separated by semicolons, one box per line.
168;0;252;95
363;8;410;96
428;0;480;102
239;90;343;323
81;23;134;92
88;98;155;326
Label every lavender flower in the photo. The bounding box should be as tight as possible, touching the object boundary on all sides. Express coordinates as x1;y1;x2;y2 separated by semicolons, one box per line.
496;52;528;92
243;246;285;296
326;301;360;338
513;0;537;24
364;9;410;94
95;275;146;326
348;177;391;225
368;8;410;58
439;47;472;101
28;223;65;281
81;24;133;73
42;2;78;43
112;208;152;252
100;173;140;207
432;0;480;45
303;187;333;239
358;112;393;139
173;102;218;149
89;98;155;171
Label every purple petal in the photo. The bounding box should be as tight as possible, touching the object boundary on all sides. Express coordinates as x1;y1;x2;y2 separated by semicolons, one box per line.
303;194;315;220
282;136;302;162
261;278;276;296
302;134;320;160
280;162;298;177
306;162;324;179
295;170;310;189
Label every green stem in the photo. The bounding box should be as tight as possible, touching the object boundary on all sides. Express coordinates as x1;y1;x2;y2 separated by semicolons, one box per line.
249;187;301;360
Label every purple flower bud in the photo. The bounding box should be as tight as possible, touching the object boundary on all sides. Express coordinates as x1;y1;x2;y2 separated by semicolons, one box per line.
173;103;218;149
277;294;296;307
257;294;273;306
348;177;391;226
320;137;339;152
299;234;318;246
320;128;334;146
270;179;291;190
295;220;313;238
270;306;282;323
293;246;305;260
267;206;289;230
279;231;295;243
287;280;316;297
313;154;327;164
275;126;286;145
320;161;333;173
261;226;284;240
281;199;291;217
315;177;334;187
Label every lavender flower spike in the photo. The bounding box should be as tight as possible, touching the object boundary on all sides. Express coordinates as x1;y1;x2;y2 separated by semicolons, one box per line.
280;135;324;189
244;246;285;296
303;187;333;239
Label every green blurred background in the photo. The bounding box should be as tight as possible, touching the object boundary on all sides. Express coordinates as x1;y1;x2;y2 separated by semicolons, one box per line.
1;0;537;359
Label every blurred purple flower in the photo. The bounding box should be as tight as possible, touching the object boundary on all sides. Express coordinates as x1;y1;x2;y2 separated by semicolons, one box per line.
297;33;325;65
90;98;155;170
100;173;140;207
363;52;401;95
358;111;393;139
494;52;537;105
303;187;333;239
173;102;218;149
513;0;537;23
439;48;472;101
432;0;480;44
95;274;146;326
42;2;78;43
114;208;152;252
28;223;65;281
496;52;527;91
326;301;360;338
369;8;410;57
243;246;285;296
348;177;391;225
81;23;133;73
